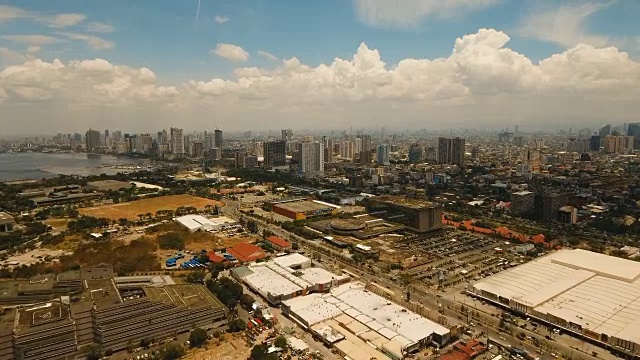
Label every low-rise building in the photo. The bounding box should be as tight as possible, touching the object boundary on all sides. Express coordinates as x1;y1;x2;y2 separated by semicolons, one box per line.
0;212;15;233
227;243;266;263
267;236;291;251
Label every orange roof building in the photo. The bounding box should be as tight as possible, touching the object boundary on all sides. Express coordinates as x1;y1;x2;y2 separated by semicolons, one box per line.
227;243;266;263
267;235;291;250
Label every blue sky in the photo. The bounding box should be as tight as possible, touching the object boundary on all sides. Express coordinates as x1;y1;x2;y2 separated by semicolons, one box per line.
1;0;638;84
0;0;639;134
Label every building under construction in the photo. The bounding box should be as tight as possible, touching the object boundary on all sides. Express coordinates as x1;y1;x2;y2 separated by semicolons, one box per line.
0;265;227;360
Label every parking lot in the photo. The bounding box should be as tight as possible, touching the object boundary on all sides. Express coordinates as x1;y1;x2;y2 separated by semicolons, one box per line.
392;230;525;290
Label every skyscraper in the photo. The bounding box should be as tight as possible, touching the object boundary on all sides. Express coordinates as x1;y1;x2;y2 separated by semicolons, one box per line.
214;129;223;148
408;143;423;163
376;144;390;165
322;136;333;164
281;129;293;142
437;137;465;166
299;141;324;177
627;123;640;149
263;140;286;168
85;129;101;153
599;124;611;137
359;134;372;164
170;127;184;155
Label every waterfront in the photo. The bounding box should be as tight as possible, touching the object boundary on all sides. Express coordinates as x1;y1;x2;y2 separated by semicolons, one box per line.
0;152;150;182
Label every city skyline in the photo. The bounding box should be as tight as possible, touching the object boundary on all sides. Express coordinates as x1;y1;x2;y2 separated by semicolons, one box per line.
0;1;639;134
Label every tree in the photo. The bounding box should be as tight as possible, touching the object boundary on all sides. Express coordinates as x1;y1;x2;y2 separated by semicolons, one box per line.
186;270;206;284
291;242;299;250
118;218;129;227
189;328;208;348
228;318;246;332
159;343;184;360
140;337;153;348
85;344;103;360
240;293;255;309
352;253;366;264
274;335;287;349
157;232;185;250
250;344;278;360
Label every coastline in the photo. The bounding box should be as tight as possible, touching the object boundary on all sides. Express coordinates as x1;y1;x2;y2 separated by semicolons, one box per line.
0;152;151;182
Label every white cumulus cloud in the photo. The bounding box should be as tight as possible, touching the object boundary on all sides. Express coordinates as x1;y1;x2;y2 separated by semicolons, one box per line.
214;15;229;24
0;28;639;133
212;43;250;62
353;0;500;28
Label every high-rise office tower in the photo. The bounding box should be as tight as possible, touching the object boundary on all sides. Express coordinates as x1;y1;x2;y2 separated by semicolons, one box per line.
214;129;223;148
627;123;640;149
323;136;333;164
376;144;390;165
299;141;324;177
599;124;611;137
437;137;465;166
263;140;286;167
170;127;184;155
204;131;215;151
137;134;153;154
85;129;101;153
408;143;423;163
359;135;372;164
281;129;293;142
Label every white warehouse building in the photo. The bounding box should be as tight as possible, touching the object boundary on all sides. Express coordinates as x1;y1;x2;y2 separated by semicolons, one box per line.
174;215;237;232
472;249;640;355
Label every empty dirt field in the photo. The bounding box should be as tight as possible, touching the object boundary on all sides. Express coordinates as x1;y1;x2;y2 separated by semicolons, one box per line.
78;195;225;221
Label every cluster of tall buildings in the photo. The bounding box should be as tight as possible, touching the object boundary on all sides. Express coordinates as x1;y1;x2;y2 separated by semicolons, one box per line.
84;128;223;158
581;123;640;155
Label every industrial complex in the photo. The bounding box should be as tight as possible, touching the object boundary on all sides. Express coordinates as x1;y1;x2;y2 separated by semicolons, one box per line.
233;253;451;359
0;265;227;360
472;249;640;355
282;282;450;360
232;253;350;305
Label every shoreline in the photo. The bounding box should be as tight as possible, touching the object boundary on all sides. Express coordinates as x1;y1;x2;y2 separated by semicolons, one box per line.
0;152;153;183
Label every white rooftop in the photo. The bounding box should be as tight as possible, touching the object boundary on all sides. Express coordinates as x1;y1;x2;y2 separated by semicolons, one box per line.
475;249;640;347
174;214;216;231
283;282;449;348
272;253;311;269
300;267;348;286
549;249;640;282
243;264;304;298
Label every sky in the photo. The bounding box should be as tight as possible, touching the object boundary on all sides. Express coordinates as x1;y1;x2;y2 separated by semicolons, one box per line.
0;0;639;135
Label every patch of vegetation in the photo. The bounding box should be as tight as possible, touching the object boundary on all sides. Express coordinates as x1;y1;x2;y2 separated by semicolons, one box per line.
157;232;185;250
189;328;208;348
63;238;160;275
205;276;244;309
67;216;110;232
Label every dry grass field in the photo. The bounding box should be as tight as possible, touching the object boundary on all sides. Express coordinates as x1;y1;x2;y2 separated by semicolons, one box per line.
78;195;224;221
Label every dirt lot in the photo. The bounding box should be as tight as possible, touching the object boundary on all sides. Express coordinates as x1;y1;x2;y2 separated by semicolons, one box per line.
183;334;250;360
3;248;71;267
78;195;225;221
43;218;71;233
150;223;259;267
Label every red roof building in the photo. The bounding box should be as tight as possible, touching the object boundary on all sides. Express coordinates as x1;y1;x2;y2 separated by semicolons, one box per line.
266;236;291;251
227;243;266;263
207;251;225;263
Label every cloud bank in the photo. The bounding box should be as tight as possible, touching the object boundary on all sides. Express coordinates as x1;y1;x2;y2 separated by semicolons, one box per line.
0;29;638;134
